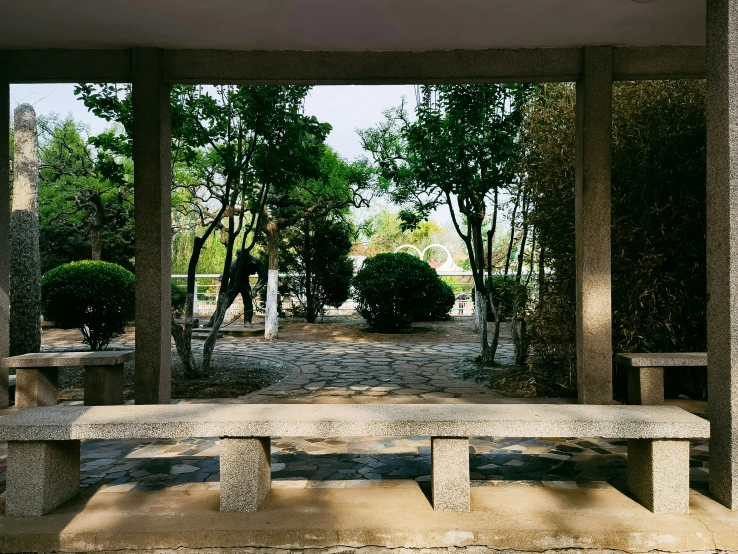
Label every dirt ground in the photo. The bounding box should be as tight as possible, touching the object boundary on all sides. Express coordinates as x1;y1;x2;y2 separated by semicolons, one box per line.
42;315;511;347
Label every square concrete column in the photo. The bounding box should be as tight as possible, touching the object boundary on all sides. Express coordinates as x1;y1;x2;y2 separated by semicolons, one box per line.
707;0;738;510
15;367;58;408
431;437;470;512
575;46;614;405
84;364;124;406
627;439;690;514
5;440;81;516
627;367;664;405
0;79;9;409
220;437;271;512
132;48;172;405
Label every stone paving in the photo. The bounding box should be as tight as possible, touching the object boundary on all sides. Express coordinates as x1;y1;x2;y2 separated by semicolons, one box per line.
0;340;711;496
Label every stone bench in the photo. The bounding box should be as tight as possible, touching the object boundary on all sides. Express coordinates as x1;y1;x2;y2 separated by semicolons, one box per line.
0;403;708;517
0;351;134;408
615;353;707;405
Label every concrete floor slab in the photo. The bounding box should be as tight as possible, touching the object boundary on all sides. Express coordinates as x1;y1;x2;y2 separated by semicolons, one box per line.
2;484;738;553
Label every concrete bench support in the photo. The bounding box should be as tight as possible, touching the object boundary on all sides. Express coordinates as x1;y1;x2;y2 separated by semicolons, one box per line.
15;368;58;408
84;364;124;406
220;437;271;512
627;366;664;405
5;440;80;517
431;437;470;512
627;439;690;514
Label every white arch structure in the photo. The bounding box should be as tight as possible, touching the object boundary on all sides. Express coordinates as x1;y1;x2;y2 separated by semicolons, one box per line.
394;243;465;273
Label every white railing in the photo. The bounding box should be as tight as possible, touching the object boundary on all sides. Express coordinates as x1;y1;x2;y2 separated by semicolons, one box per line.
172;273;477;319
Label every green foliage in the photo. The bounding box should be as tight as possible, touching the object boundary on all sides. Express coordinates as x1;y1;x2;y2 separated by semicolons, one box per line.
37;116;134;272
41;261;135;350
486;275;528;321
353;252;451;332
281;217;355;323
171;282;188;318
360;85;534;359
523;81;707;393
416;279;456;321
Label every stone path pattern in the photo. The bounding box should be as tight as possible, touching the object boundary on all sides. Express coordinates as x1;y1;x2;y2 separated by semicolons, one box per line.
0;341;710;495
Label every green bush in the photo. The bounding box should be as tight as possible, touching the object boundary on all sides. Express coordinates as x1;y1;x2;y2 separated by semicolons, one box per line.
172;282;188;318
416;279;455;321
353;252;452;332
486;275;529;321
42;261;135;350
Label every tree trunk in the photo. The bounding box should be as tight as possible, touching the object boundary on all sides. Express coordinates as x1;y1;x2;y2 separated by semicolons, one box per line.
10;104;41;356
264;220;279;340
90;225;102;261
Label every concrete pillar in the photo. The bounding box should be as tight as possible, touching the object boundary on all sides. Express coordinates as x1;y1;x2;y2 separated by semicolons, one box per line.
0;79;9;409
627;367;664;405
706;0;738;510
431;437;470;512
220;437;271;512
627;439;690;514
84;364;124;406
132;48;172;405
575;46;614;405
15;367;58;408
5;440;81;516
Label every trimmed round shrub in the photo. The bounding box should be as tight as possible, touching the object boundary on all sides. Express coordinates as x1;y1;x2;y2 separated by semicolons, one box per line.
353;252;453;332
416;279;456;321
172;282;188;318
42;261;135;350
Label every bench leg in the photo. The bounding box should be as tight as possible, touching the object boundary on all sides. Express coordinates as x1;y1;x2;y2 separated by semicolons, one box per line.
627;439;689;513
15;367;59;408
431;437;470;512
219;437;271;512
627;366;664;405
84;364;124;405
5;440;80;516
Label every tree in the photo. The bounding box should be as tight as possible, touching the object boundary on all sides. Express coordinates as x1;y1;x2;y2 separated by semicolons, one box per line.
37;116;134;272
280;216;354;323
360;85;532;362
261;145;374;338
10;104;41;356
76;84;334;376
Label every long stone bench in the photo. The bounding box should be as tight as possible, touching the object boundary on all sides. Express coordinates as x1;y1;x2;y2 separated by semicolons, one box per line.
0;351;134;408
616;353;708;405
0;403;709;517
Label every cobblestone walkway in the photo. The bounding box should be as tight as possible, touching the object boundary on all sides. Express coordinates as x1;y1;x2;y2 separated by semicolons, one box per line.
0;340;711;495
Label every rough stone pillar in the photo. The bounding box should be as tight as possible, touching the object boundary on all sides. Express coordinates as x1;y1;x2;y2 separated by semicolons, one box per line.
431;437;470;512
575;46;614;405
5;440;81;516
132;48;172;405
220;437;271;512
627;439;690;514
84;364;124;406
706;0;738;510
15;367;58;408
627;367;664;405
0;80;9;409
10;104;41;357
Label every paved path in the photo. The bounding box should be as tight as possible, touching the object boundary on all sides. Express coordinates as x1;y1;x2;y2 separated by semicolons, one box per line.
0;340;710;496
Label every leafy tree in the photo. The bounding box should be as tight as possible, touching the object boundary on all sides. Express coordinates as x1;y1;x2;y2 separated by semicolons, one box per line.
76;84;334;376
262;145;374;337
37;115;134;272
360;85;533;362
280;217;354;323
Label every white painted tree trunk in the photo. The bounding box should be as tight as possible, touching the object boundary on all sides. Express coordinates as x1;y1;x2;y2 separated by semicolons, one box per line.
264;220;279;340
10;104;41;356
474;290;484;334
264;269;279;340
